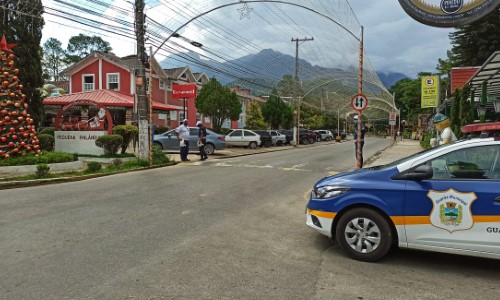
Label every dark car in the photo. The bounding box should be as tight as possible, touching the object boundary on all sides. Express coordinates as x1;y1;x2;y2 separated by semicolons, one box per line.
252;130;273;147
329;129;347;140
300;129;316;144
278;130;294;145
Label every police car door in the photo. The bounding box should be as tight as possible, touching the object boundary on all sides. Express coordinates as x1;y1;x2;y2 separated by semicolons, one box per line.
404;144;500;254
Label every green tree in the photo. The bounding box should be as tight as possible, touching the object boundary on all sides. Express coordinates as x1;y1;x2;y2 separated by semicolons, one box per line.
245;101;267;129
43;38;66;81
450;89;461;138
65;34;112;64
449;9;500;66
195;78;242;132
0;0;45;127
262;89;287;129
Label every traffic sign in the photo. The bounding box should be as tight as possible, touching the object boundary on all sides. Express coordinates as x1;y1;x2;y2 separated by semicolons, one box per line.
351;94;368;111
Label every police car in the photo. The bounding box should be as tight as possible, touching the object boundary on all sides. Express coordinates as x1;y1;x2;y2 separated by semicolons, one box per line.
306;128;500;262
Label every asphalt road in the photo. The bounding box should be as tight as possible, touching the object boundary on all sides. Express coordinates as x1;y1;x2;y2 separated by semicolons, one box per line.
1;138;500;300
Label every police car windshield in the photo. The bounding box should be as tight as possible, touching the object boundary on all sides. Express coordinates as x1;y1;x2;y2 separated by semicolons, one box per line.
379;142;455;169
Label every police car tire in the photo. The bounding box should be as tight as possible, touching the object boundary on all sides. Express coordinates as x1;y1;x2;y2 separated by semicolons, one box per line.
335;208;393;262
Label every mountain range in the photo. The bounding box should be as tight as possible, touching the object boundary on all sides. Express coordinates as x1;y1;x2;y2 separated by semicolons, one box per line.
161;49;408;91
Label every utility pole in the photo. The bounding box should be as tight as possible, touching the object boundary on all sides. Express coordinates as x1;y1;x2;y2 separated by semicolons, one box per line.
291;37;313;146
135;0;149;161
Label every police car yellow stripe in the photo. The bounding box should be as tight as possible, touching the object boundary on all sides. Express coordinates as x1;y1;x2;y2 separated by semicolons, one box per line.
391;215;500;225
307;209;336;219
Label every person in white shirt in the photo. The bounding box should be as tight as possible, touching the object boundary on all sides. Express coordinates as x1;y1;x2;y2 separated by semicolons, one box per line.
175;119;191;161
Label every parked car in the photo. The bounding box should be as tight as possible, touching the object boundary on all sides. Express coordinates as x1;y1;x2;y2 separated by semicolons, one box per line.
225;129;261;149
315;130;334;141
268;130;287;146
252;130;273;147
299;129;316;144
153;127;225;155
329;129;347;140
306;136;500;262
278;130;294;145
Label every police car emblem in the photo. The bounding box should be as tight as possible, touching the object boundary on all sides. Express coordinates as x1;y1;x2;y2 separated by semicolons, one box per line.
427;189;477;233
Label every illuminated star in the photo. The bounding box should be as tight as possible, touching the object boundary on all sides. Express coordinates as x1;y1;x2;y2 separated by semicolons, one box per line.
237;3;253;20
0;35;16;52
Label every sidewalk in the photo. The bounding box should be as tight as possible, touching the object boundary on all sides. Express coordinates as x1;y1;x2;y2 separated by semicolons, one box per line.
365;139;423;167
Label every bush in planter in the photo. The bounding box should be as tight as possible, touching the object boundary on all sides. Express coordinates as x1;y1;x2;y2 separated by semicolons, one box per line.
95;134;123;154
35;164;51;178
112;124;139;154
39;127;55;136
85;161;102;173
152;144;170;165
38;134;55;151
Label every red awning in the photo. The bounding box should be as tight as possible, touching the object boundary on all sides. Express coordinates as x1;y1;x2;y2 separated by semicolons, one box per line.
42;90;179;111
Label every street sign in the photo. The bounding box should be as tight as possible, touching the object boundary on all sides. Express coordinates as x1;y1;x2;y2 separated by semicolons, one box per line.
389;111;397;126
351;94;368;111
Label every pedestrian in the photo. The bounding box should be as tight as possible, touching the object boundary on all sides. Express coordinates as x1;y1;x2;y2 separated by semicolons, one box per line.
175;119;190;161
196;121;208;161
353;115;366;168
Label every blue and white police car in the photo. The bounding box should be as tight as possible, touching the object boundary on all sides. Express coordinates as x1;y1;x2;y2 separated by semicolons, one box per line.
306;131;500;262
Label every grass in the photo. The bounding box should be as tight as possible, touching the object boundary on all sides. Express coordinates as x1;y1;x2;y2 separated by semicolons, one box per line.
0;159;174;183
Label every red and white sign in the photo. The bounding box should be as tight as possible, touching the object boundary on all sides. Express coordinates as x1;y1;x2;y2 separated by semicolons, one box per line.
172;84;197;99
389;111;397;126
351;93;368;112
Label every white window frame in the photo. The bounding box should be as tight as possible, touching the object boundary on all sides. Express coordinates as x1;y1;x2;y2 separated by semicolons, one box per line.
159;79;165;90
107;73;120;91
82;74;95;91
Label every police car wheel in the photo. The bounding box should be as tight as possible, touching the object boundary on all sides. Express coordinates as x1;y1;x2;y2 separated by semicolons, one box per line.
335;208;392;262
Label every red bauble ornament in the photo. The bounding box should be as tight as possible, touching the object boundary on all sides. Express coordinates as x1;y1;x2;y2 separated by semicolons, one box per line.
12;148;19;153
8;54;15;59
4;116;10;122
8;142;14;147
13;69;19;74
20;141;25;147
2;81;8;87
9;127;15;133
12;120;18;125
9;92;15;98
26;146;31;151
14;102;20;107
18;117;24;123
21;94;26;99
0;121;3;126
0;137;6;142
8;61;14;67
23;133;29;138
18;84;23;89
1;109;7;115
11;135;17;140
3;72;8;77
12;76;18;81
33;145;40;150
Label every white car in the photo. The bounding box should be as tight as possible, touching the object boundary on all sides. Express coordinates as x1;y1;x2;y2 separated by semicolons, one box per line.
225;129;261;149
268;130;287;146
315;130;334;141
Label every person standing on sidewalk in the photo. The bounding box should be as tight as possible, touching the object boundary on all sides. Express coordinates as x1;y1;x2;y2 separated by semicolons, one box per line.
176;119;190;161
196;121;208;161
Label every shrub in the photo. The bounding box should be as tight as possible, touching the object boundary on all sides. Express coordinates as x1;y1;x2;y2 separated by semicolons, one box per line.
95;134;123;154
38;134;55;151
421;132;435;149
152;144;169;165
86;161;102;173
112;158;123;167
112;124;139;154
39;127;55;136
216;128;232;135
0;152;76;167
35;164;51;178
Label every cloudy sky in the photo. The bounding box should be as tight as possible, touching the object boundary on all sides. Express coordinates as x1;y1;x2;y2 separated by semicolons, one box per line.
42;0;455;78
348;0;454;77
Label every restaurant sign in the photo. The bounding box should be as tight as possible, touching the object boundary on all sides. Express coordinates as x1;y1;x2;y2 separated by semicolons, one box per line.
398;0;499;27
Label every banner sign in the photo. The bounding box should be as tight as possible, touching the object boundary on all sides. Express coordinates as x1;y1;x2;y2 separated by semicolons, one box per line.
421;75;440;108
389;111;397;126
398;0;499;28
172;84;197;99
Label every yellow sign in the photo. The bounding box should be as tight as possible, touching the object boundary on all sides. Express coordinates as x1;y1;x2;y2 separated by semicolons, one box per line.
421;75;439;108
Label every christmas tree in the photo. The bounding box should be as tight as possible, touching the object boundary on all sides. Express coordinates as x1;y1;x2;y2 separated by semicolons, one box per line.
0;35;41;158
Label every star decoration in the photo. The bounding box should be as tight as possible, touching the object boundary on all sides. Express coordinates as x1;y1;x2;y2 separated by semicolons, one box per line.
237;3;253;20
0;35;16;52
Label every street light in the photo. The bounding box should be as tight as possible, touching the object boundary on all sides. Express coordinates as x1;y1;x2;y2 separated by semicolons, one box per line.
477;105;487;123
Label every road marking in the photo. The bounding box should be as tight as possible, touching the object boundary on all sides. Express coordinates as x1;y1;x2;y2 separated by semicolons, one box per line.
214;162;310;172
328;171;340;175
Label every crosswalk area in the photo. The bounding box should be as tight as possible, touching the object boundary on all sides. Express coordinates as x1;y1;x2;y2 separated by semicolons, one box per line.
210;158;311;172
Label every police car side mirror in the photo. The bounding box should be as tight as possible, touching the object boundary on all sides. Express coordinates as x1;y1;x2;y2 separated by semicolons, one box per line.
392;165;433;181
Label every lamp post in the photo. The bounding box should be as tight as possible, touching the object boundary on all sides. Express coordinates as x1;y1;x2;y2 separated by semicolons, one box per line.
477;105;487;123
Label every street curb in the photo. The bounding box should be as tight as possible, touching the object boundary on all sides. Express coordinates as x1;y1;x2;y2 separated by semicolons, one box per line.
0;139;354;189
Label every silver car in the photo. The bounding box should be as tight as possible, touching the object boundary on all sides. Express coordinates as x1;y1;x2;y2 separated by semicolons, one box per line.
153;127;226;155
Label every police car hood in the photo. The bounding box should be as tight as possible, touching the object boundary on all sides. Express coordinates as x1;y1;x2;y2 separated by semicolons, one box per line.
316;167;378;186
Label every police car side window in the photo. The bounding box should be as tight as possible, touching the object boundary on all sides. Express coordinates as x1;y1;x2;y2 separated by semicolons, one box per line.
427;145;499;180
